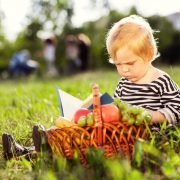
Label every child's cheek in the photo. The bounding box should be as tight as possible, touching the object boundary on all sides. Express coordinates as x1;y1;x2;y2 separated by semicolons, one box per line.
116;66;122;75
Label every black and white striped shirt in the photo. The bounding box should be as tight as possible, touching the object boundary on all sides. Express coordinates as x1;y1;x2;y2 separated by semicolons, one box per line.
114;74;180;124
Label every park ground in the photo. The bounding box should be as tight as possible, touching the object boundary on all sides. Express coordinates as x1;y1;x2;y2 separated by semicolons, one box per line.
0;66;179;179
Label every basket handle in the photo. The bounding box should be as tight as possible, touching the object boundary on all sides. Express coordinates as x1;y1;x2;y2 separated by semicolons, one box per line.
92;84;103;146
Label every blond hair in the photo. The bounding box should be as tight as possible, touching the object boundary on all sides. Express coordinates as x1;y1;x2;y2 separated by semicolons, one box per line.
106;15;158;63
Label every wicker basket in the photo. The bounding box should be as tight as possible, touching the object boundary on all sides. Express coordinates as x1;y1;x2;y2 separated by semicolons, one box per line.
47;84;148;166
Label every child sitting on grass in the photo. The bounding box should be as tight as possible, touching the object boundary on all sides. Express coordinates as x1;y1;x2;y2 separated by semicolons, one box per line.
106;14;180;125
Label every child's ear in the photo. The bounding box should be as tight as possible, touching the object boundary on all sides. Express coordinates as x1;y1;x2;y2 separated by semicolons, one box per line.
109;58;115;64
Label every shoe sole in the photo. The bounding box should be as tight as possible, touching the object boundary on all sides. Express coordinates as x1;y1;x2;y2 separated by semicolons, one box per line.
32;125;41;152
2;134;12;160
32;125;51;154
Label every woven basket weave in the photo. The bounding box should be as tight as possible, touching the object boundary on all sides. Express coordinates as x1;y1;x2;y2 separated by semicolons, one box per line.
47;85;148;166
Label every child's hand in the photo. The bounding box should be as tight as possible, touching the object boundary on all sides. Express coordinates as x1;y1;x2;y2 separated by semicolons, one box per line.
146;110;166;124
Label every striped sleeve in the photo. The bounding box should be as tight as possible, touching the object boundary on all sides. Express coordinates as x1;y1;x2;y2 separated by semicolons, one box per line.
158;75;180;124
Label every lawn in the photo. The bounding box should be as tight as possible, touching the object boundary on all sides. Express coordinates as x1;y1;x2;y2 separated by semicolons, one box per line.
0;66;179;179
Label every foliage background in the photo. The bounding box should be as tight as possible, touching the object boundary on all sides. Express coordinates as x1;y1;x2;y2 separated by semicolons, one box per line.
0;1;180;75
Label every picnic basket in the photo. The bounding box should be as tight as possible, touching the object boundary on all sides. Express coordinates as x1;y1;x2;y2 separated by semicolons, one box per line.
46;84;148;166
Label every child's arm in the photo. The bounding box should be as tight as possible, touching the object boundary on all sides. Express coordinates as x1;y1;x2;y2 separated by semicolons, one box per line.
152;75;180;124
147;110;167;124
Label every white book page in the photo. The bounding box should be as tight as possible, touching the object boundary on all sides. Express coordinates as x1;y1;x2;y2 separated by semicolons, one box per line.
57;88;82;120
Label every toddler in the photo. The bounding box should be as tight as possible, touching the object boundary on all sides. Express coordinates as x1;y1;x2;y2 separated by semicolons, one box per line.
106;15;180;125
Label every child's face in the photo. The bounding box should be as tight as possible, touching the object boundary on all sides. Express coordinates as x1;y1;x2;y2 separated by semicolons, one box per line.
114;47;151;83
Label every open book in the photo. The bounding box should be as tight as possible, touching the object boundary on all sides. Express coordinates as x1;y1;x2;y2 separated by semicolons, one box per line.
56;86;113;121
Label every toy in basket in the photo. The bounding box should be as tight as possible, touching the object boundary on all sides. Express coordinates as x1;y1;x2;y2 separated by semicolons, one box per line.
47;84;151;166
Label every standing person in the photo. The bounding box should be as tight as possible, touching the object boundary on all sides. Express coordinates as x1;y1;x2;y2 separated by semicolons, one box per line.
43;38;58;77
65;35;81;75
106;15;180;125
77;33;91;71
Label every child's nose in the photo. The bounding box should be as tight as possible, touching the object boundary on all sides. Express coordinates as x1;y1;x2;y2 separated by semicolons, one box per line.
122;67;129;73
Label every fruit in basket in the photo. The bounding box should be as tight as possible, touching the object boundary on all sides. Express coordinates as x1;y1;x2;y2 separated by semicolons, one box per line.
128;117;135;125
73;108;91;124
78;116;87;127
73;104;120;125
55;116;76;128
113;98;152;125
76;112;94;127
86;112;94;126
101;104;120;123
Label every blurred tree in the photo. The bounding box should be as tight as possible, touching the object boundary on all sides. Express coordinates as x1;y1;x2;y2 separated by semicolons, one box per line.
161;31;180;64
29;0;73;34
148;15;175;51
0;9;13;71
12;19;43;58
148;15;179;64
128;6;139;15
1;1;180;74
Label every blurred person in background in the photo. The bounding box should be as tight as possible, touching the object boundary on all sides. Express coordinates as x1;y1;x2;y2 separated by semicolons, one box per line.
9;49;39;78
77;33;91;71
65;35;81;75
43;38;58;77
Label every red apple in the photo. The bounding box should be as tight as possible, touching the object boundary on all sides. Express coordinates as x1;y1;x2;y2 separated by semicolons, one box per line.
73;108;91;124
101;104;120;123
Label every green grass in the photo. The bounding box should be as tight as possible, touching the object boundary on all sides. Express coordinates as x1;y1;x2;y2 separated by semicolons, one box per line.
0;66;179;179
